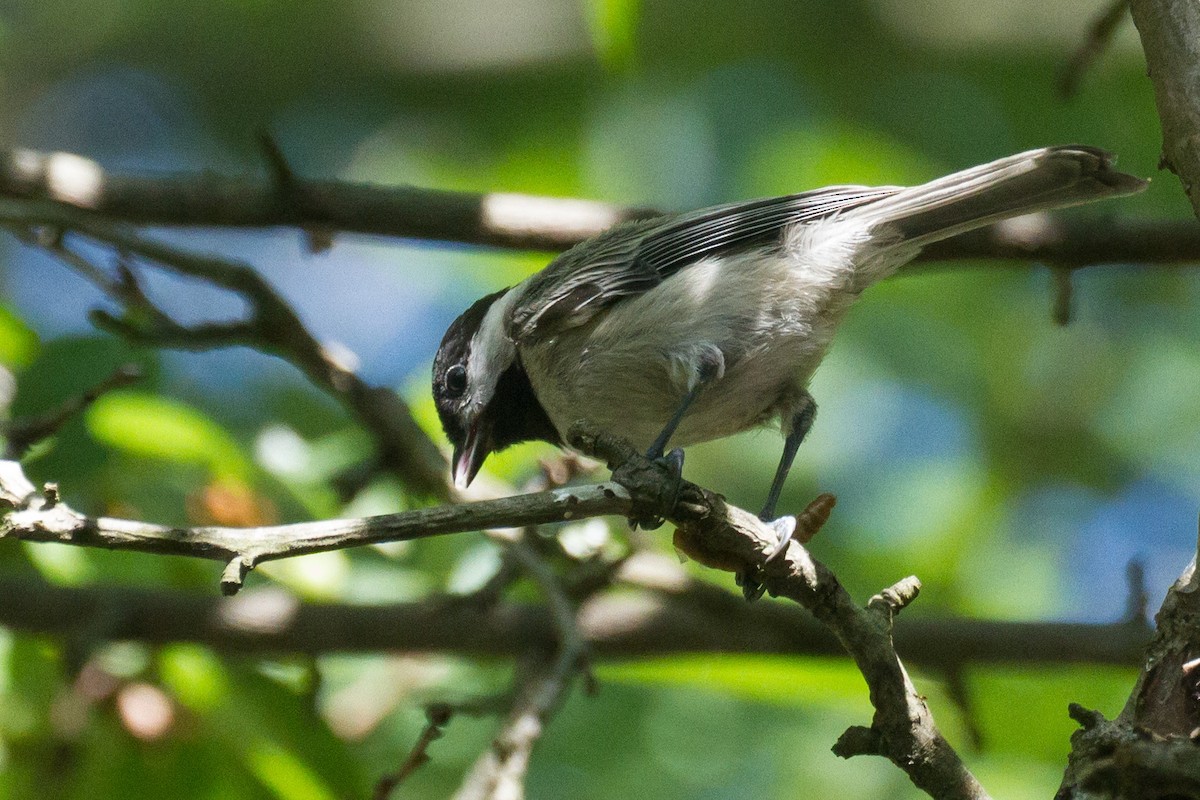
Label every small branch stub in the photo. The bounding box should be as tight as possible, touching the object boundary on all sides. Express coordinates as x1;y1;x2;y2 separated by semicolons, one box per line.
833;725;885;758
220;556;253;596
868;575;923;620
1068;702;1108;731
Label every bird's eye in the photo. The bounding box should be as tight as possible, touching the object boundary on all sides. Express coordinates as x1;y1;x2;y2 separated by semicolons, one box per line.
445;364;467;397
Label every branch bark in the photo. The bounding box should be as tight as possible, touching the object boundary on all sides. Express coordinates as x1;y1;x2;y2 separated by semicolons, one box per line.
0;147;656;252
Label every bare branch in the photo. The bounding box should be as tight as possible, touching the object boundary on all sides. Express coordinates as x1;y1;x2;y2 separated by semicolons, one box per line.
917;213;1200;267
568;426;990;800
0;198;451;498
0;147;1192;266
508;534;595;690
766;552;987;798
0;458;632;595
451;538;598;800
1;420;1166;798
374;704;453;799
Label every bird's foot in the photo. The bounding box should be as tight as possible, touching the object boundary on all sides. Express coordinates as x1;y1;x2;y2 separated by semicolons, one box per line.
628;447;685;531
736;515;796;602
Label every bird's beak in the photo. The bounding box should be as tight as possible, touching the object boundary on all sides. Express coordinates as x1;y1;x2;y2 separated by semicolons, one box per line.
453;420;489;489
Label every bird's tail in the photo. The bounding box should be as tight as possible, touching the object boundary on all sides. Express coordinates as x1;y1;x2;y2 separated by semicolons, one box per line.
860;145;1146;251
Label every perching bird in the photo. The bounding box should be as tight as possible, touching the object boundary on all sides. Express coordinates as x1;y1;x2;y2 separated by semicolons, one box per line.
433;146;1145;594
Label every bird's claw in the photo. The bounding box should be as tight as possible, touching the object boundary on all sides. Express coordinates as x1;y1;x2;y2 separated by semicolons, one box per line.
736;515;797;602
628;447;685;531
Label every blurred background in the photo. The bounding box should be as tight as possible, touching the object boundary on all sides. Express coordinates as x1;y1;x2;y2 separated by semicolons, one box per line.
0;0;1194;797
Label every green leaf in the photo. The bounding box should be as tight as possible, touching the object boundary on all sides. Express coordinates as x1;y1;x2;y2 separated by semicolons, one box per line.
599;654;872;712
245;738;338;800
85;391;250;481
968;665;1137;761
587;0;640;69
0;305;38;369
158;645;230;712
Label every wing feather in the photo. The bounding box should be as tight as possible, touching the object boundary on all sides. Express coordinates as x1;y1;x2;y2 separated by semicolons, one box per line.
511;186;900;340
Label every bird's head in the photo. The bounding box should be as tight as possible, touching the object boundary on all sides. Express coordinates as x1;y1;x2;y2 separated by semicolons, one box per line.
432;288;559;489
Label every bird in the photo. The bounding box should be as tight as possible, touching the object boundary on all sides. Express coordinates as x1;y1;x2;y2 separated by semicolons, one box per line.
432;145;1145;596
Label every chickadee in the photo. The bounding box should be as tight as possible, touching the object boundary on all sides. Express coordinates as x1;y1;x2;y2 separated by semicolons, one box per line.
433;146;1144;589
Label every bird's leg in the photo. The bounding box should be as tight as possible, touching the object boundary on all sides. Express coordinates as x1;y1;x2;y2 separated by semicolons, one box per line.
738;392;817;601
760;392;817;522
632;355;721;530
645;381;704;462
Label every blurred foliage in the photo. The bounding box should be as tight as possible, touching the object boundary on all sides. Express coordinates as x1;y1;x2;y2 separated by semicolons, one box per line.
0;0;1191;797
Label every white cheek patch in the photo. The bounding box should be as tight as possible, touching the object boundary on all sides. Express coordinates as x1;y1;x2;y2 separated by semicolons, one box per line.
466;289;521;411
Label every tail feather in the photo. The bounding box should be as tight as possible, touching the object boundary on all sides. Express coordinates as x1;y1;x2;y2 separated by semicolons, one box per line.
862;146;1146;248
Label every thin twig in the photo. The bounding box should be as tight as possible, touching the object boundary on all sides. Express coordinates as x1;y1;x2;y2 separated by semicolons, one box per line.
1124;558;1149;624
1052;266;1075;326
374;704;453;799
1059;0;1131;98
3;363;142;458
508;535;595;688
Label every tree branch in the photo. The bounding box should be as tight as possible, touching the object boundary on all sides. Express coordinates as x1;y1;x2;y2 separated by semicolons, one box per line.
0;147;1192;265
450;533;597;800
1129;0;1200;219
1058;540;1200;798
0;147;655;252
0;413;1162;800
0;199;451;499
374;705;454;799
3;363;142;458
0;457;631;595
0;572;1150;667
570;426;989;800
451;654;562;800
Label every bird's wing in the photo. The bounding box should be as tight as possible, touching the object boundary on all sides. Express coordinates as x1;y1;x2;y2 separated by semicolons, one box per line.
510;185;901;341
